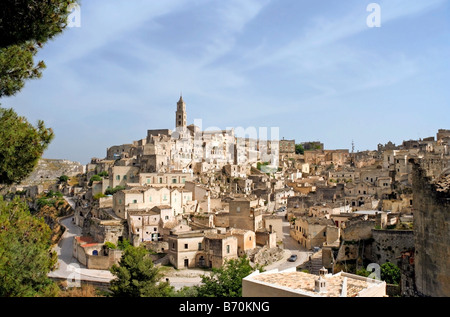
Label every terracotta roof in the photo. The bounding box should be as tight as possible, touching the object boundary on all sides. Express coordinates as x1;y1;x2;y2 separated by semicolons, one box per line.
75;236;95;244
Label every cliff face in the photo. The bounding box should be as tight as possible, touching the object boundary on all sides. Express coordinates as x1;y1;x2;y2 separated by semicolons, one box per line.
410;158;450;297
36;200;74;244
20;158;84;186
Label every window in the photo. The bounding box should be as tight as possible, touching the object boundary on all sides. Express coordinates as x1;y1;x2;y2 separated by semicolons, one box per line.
154;228;157;232
159;178;163;184
123;175;127;180
184;244;188;249
163;194;167;201
236;207;241;213
147;178;151;184
149;196;152;202
198;243;202;250
226;245;230;254
172;178;177;184
116;175;120;180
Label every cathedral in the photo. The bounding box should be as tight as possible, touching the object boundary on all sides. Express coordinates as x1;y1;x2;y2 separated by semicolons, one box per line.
106;96;279;174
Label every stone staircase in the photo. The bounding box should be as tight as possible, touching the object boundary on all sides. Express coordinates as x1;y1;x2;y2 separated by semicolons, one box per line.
298;249;324;275
309;249;323;275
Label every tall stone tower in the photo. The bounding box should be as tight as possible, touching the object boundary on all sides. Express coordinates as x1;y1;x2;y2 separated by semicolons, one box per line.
176;95;187;129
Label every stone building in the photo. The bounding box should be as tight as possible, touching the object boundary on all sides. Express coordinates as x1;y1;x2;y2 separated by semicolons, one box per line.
290;216;337;250
112;186;193;219
410;158;450;297
242;267;386;297
72;236;123;270
167;229;238;269
229;228;256;256
127;209;162;245
228;197;264;232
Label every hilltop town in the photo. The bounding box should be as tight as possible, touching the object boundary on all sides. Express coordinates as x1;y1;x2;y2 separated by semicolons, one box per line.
13;97;450;297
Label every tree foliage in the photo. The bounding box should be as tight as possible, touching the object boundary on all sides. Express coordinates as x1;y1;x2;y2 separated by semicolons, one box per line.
58;175;69;183
380;262;401;285
0;108;54;186
0;196;58;297
109;246;173;297
105;186;126;196
0;0;78;97
295;144;305;155
195;256;258;297
0;0;77;48
0;43;46;97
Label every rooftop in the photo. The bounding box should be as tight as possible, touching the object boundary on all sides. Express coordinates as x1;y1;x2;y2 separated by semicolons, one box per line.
246;269;385;297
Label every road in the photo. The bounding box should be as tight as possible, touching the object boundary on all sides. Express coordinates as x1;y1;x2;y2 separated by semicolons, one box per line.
48;197;114;285
50;198;310;290
264;210;311;272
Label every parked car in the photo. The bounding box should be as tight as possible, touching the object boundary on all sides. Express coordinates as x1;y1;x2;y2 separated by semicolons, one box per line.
288;254;298;262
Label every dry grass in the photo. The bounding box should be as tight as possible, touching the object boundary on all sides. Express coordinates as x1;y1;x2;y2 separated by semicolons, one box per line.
58;284;104;297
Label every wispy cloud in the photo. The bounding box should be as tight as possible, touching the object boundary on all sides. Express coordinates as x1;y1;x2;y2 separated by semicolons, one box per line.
3;0;448;163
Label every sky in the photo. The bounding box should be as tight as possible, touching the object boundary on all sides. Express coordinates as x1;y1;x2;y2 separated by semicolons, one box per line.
2;0;450;165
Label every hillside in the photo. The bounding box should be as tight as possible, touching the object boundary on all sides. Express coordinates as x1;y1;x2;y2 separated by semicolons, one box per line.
20;158;85;187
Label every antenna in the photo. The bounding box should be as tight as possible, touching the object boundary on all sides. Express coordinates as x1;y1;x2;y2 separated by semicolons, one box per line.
352;140;355;153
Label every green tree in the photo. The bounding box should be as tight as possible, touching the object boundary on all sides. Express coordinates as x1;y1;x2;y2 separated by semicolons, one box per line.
295;144;305;155
117;238;132;251
0;0;77;48
105;186;126;196
88;174;102;186
59;175;69;183
109;246;173;297
195;256;259;297
0;43;46;97
356;267;371;278
0;197;59;297
0;108;54;187
381;262;401;285
0;0;78;97
97;171;109;177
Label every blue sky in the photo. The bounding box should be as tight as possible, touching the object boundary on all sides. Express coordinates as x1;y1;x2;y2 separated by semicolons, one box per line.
2;0;450;164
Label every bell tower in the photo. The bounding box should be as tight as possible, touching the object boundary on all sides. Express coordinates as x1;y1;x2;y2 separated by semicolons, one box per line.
176;95;187;129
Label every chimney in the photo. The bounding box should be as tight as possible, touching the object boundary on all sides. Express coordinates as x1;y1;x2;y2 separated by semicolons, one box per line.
315;276;327;294
315;267;328;294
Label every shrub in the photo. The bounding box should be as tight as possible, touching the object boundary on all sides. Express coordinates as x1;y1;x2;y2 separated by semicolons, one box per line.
93;193;106;200
105;186;125;196
59;175;69;183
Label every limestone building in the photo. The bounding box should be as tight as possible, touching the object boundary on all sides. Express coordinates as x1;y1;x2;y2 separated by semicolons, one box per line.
242;267;387;297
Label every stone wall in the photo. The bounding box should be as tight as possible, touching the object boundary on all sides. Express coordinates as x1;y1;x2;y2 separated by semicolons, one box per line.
341;217;375;241
410;158;450;297
371;229;414;264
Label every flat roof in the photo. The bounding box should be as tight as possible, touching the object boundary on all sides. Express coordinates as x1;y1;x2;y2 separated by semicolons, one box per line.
249;271;377;297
